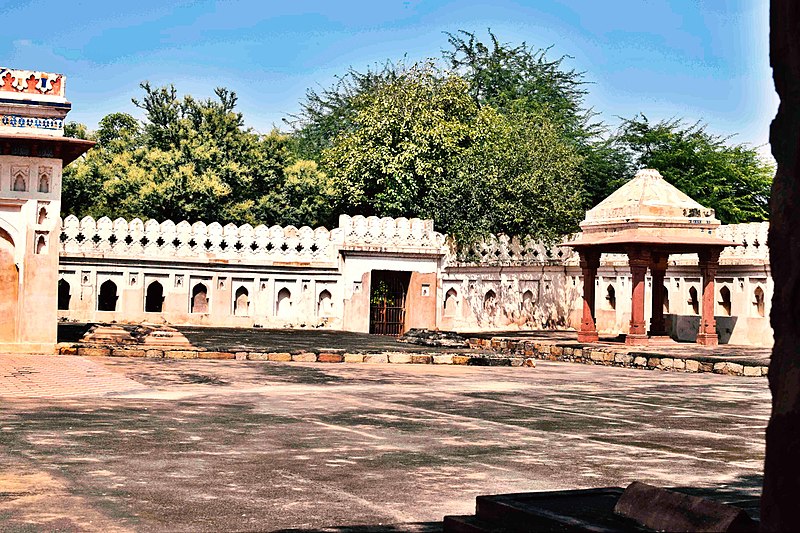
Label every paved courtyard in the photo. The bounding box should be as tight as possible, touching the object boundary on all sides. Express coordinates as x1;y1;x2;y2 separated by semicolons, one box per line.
0;355;769;532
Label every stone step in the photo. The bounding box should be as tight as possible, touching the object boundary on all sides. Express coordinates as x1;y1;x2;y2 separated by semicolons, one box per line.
442;514;504;532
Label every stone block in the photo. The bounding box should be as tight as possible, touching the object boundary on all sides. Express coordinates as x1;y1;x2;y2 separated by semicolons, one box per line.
292;352;318;362
523;358;536;368
562;347;573;356
700;362;714;373
364;354;389;364
388;353;412;364
572;348;583;359
111;349;146;358
602;351;615;362
633;356;648;367
614;353;633;365
761;366;769;376
685;359;700;372
432;354;453;365
743;366;761;377
165;350;198;359
647;357;661;368
590;350;605;362
614;481;756;533
145;349;164;358
60;346;78;355
248;352;270;361
540;345;552;355
672;359;686;370
318;352;344;363
268;352;292;362
550;346;563;356
235;352;248;361
199;351;234;360
78;347;111;357
344;353;365;363
660;358;674;369
452;355;470;365
510;357;524;367
411;354;433;364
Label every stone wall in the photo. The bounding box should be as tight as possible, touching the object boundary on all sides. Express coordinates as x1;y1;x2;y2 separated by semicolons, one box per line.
58;216;773;346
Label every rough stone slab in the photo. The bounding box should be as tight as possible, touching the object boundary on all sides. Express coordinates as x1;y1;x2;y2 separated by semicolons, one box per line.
363;354;388;364
268;352;292;362
550;346;563;356
410;354;433;364
388;353;412;364
60;346;78;355
647;357;661;368
614;481;757;532
234;352;248;361
344;353;365;363
452;355;470;365
433;354;453;365
660;358;674;369
614;353;633;365
247;352;270;361
111;349;146;358
145;349;164;358
590;351;605;362
318;353;344;363
761;366;769;376
164;350;199;359
77;347;111;357
199;351;235;360
292;352;317;362
673;359;686;370
510;357;524;367
523;358;536;368
685;359;700;372
633;356;647;367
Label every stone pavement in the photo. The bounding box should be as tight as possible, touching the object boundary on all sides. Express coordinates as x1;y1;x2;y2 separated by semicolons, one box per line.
0;354;148;398
0;356;768;531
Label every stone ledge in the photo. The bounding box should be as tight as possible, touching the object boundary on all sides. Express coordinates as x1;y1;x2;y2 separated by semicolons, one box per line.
468;337;768;377
59;343;534;369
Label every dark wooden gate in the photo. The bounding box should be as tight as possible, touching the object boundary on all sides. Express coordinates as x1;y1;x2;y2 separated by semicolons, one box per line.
369;271;410;335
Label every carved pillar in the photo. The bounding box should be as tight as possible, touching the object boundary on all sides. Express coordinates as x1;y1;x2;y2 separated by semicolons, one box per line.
626;249;650;346
696;248;721;346
577;250;600;343
649;253;669;336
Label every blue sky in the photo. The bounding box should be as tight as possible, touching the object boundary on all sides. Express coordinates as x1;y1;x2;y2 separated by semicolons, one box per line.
2;0;776;154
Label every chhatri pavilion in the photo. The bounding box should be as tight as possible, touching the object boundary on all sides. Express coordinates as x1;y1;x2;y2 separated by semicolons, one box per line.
567;168;739;346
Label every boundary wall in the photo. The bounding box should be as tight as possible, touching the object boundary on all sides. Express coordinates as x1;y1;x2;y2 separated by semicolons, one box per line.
57;216;773;346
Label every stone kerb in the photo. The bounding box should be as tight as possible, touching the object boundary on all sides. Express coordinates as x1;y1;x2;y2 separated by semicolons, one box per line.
60;215;338;264
338;214;447;253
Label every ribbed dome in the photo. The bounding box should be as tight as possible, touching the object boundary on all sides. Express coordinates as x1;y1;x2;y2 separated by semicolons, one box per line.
582;168;718;229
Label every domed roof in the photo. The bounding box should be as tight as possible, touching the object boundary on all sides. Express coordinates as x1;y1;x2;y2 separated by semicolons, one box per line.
568;169;737;251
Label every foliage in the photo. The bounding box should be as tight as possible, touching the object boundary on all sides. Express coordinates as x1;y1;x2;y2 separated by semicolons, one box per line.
63;84;336;229
616;115;773;223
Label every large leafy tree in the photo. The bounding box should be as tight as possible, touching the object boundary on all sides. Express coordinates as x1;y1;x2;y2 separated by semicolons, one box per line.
63;84;336;228
616;115;773;223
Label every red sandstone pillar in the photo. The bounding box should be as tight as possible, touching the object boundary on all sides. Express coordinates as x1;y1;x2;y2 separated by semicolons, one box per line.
649;253;669;336
626;249;650;346
696;248;721;346
577;251;600;343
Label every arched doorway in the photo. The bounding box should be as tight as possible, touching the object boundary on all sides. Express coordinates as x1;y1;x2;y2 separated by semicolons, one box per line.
369;271;411;335
98;280;118;311
0;229;18;341
145;281;164;312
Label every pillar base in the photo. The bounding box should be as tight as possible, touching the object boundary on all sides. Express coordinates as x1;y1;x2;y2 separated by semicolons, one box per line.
577;331;599;343
696;333;719;346
625;334;650;346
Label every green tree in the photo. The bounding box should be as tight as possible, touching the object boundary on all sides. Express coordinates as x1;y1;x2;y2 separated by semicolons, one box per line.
617;115;773;223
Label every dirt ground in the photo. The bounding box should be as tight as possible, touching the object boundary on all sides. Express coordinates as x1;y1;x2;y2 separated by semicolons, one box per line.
0;355;768;532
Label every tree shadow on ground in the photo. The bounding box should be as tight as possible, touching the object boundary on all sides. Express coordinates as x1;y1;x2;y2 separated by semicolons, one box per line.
274;523;442;533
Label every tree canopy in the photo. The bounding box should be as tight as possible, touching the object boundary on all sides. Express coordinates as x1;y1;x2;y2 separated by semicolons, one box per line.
63;30;773;245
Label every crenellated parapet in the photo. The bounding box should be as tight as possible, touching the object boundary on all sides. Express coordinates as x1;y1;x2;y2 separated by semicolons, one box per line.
59;215;338;264
338;214;447;254
0;68;65;98
452;234;578;266
718;222;769;261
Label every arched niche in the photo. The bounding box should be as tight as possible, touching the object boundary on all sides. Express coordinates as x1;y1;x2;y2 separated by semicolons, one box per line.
483;289;496;312
145;280;164;313
58;279;71;311
754;286;765;318
191;283;209;313
719;286;732;316
234;286;249;316
689;287;699;315
444;288;458;317
277;287;292;318
318;289;332;317
606;284;616;310
98;280;118;311
0;229;18;341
